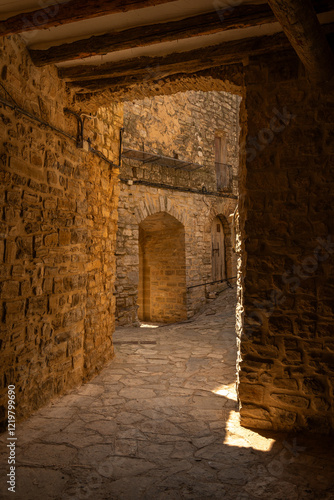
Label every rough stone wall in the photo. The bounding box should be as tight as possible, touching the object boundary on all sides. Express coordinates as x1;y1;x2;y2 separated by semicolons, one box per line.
116;185;237;325
237;51;334;432
0;35;122;428
122;91;240;195
116;91;240;325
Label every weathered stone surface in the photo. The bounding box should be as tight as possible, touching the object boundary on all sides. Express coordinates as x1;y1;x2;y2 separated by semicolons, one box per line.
115;91;240;325
0;30;333;441
0;34;122;426
237;50;334;433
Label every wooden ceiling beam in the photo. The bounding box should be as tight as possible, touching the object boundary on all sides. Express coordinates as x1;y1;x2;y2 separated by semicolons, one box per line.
61;22;334;89
0;0;176;37
268;0;334;81
66;31;292;92
30;4;276;67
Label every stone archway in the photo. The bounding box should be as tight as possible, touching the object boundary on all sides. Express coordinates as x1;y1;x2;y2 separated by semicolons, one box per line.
138;211;187;323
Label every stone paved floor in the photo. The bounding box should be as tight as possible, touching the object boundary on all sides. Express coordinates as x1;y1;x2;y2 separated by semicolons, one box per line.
1;289;334;499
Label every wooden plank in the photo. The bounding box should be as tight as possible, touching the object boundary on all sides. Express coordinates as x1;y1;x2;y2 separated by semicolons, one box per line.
0;0;175;37
268;0;334;81
30;5;276;67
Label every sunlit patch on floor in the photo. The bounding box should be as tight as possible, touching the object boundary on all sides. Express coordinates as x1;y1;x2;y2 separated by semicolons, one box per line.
140;323;159;328
224;410;276;452
212;383;238;401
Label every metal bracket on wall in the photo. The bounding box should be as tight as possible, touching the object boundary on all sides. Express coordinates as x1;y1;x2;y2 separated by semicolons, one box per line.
64;108;85;148
63;108;117;169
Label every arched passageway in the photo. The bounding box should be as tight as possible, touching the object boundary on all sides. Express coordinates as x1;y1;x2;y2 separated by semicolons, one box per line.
138;212;187;323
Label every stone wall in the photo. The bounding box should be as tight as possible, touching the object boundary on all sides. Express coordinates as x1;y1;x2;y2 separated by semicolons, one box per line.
116;91;240;325
3;33;331;435
237;51;334;432
116;185;237;325
0;35;122;429
122;91;240;195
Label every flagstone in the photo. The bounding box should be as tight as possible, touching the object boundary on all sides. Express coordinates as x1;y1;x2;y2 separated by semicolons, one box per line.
1;289;333;499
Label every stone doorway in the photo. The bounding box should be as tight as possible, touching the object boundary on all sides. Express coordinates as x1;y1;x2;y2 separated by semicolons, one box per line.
138;212;187;323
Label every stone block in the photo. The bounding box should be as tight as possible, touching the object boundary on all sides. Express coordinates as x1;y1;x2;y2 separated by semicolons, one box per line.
270;407;297;428
5;243;18;268
1;280;20;299
240;404;271;421
59;230;71;246
302;377;326;396
273;378;298;391
27;296;48;315
47;170;58;185
238;383;264;403
44;233;58;247
63;307;85;327
16;237;33;259
284;350;302;364
271;393;309;409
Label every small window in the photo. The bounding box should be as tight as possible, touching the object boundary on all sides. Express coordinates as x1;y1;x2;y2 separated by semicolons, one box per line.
217;224;221;232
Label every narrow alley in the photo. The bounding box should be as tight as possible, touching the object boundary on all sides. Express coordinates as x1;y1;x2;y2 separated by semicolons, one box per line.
0;289;333;500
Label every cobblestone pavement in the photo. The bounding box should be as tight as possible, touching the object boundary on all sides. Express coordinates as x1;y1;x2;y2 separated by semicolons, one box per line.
1;289;334;499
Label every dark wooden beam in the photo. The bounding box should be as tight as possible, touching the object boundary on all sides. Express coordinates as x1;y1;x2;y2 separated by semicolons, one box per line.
268;0;334;81
65;32;292;92
0;0;176;37
30;5;276;67
65;22;334;93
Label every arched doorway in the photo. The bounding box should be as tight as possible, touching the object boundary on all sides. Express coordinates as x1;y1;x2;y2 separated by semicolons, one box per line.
138;212;187;323
211;216;226;282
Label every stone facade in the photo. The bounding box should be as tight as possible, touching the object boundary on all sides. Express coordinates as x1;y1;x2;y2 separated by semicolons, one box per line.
115;91;240;325
0;35;122;429
237;51;334;433
121;91;240;194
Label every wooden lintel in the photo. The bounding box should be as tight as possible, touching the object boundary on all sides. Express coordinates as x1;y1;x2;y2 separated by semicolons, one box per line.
0;0;176;37
268;0;334;81
30;5;276;67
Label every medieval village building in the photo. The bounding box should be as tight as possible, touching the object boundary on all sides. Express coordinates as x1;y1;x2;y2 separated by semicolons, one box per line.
0;0;333;497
